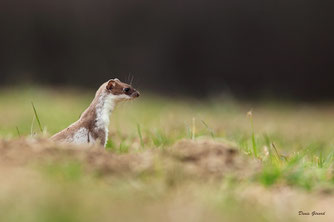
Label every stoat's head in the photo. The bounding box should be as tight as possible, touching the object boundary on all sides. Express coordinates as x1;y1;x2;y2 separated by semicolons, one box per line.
105;78;140;101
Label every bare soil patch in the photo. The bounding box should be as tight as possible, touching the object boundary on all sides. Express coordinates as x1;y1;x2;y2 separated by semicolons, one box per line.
0;138;258;179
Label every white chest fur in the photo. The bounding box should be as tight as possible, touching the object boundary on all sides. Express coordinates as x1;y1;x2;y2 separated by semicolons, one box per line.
68;127;89;144
94;93;116;145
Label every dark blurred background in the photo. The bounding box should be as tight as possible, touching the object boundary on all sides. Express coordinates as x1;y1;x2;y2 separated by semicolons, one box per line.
0;0;333;100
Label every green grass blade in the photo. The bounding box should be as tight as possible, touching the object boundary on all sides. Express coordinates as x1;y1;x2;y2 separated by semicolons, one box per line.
201;120;215;139
247;110;257;157
251;131;257;157
137;123;144;148
318;151;323;168
271;143;281;163
192;117;196;140
16;126;21;137
31;102;43;132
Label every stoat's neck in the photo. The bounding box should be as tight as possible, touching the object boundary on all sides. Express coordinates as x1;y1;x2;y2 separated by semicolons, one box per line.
80;86;116;131
94;91;115;130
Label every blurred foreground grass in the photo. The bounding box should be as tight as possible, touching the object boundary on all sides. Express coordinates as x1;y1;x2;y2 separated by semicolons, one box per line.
0;86;334;222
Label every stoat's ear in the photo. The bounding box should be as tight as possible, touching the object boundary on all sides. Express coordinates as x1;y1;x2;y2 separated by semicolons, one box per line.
106;79;116;90
114;78;120;82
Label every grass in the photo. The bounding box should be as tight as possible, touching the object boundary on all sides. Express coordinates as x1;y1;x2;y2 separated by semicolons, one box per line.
137;123;144;148
15;126;21;137
0;86;334;222
31;102;43;133
247;110;258;157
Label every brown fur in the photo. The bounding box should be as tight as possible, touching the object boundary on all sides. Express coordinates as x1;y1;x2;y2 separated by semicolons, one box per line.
107;79;138;96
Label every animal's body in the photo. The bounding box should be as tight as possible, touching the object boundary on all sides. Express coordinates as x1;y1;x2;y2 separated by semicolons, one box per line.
51;79;140;147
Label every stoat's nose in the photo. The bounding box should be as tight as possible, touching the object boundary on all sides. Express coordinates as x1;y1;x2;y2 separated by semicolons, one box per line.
133;91;140;98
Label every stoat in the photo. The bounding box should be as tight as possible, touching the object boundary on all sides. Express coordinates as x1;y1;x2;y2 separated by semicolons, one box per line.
51;78;140;147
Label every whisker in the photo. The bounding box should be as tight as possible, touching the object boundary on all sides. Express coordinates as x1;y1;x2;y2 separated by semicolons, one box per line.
130;74;134;85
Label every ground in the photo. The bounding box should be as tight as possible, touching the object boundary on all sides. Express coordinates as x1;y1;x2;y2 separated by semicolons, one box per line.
0;86;334;222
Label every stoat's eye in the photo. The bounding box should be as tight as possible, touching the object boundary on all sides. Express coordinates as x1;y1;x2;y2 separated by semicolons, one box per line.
123;88;130;93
